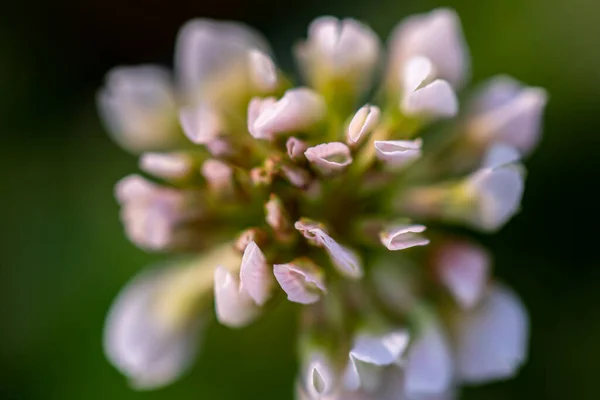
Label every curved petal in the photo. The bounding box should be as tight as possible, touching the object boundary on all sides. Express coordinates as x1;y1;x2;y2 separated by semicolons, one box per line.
239;241;274;306
104;268;205;390
274;260;327;304
305;142;353;174
374;139;422;169
347;105;381;145
214;266;260;328
380;224;430;251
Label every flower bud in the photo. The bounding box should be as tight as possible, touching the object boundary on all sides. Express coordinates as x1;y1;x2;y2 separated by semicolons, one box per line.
97;66;180;153
286;137;309;161
347;105;381;145
432;239;490;309
296;17;381;98
274;259;327;304
387;8;469;90
301;351;337;399
139;152;195;181
374;139;422;169
304;142;353;175
451;283;528;384
380;224;430;251
466;75;548;155
248;88;327;140
201;159;234;195
265;194;294;241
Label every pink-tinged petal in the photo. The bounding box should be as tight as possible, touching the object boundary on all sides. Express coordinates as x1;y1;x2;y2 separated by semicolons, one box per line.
347;105;381;145
404;322;453;396
247;96;278;139
213;266;260;328
115;174;156;203
175;19;271;104
179;104;222;144
433;239;490;309
452;283;529;384
273;261;327;304
97;66;180;153
239;241;274;306
104;268;205;390
250;88;326;139
201;159;233;192
286;137;310;161
388;8;470;89
311;228;363;279
374;139;422;169
380;224;429;251
248;50;278;92
305;142;353;174
467;75;548;155
139;153;194;181
281;164;312;189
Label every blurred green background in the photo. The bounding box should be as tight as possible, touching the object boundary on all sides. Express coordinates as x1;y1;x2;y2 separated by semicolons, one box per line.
2;0;599;399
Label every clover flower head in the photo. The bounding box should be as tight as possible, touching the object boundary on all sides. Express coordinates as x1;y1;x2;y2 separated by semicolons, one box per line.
98;8;546;397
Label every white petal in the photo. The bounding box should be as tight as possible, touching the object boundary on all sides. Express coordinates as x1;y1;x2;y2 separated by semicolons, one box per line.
248;50;278;92
468;76;548;155
380;224;430;251
347;105;381;144
309;228;363;279
104;268;203;390
481;143;521;169
452;283;529;383
388;8;469;89
402;56;436;94
97;66;178;153
403;79;458;118
374;139;422;169
273;261;327;304
247;96;278;139
213;266;260;328
404;322;453;396
434;239;490;309
250;88;326;139
175;19;270;104
139;153;194;181
466;166;524;231
239;241;273;306
305;142;352;174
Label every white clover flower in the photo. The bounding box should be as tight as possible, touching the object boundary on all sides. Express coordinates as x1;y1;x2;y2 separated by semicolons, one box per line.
100;9;542;396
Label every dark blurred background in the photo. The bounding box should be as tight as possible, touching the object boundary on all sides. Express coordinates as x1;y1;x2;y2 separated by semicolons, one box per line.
2;0;599;399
